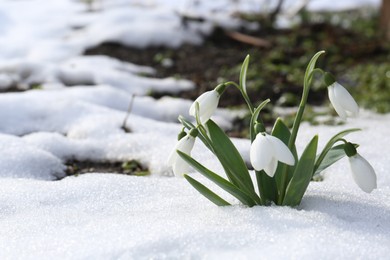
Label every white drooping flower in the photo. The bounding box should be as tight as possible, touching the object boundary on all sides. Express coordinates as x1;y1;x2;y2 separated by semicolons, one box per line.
327;82;359;120
167;132;196;177
250;133;295;177
348;154;377;193
189;90;220;124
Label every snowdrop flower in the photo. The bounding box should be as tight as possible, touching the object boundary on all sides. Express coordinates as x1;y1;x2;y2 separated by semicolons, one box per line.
250;133;295;177
325;73;359;120
189;84;226;124
344;142;377;193
167;129;197;177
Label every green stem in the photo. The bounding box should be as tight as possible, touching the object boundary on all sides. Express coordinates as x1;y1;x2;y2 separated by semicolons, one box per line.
225;81;254;114
313;138;345;174
278;51;325;205
249;99;270;142
277;82;310;204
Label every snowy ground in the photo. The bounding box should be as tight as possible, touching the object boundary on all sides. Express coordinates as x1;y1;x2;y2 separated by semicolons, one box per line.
0;0;389;259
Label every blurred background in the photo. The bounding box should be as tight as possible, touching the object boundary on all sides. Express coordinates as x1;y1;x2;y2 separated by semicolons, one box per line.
1;0;389;130
84;0;389;132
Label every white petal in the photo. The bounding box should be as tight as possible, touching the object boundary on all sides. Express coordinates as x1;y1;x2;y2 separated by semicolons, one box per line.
264;157;278;177
199;91;220;123
172;159;190;177
328;84;347;120
333;83;359;117
349;154;377;193
167;135;195;166
189;90;219;124
179;135;196;154
250;134;273;171
189;92;208;117
266;135;295;165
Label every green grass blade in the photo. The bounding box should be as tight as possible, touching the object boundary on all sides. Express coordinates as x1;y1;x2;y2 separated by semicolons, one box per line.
184;174;231;206
178;151;257;206
283;135;318;206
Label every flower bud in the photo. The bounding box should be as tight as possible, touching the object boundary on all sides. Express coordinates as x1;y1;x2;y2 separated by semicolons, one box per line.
327;82;359;120
189;89;220;124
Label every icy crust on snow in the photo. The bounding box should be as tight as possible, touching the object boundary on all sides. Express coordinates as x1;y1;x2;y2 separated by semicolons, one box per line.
0;56;193;94
0;85;234;179
0;134;65;180
0;85;232;135
0;174;389;259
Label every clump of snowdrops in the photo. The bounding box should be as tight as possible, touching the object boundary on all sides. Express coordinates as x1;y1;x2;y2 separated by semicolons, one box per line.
168;51;377;207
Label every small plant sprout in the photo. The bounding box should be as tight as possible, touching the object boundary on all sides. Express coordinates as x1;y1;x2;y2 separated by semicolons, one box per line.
170;51;377;207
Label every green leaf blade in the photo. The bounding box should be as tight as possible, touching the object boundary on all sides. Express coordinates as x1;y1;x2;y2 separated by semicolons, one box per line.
314;143;359;176
178;115;196;130
249;99;270;141
313;128;360;174
304;50;325;87
272;118;298;177
283;135;318;206
178;151;256;206
206;120;261;204
184;174;231;206
206;120;254;190
239;54;250;96
267;118;297;203
256;170;277;205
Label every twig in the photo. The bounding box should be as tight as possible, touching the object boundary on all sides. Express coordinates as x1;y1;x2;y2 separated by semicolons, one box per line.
225;31;271;48
122;94;136;132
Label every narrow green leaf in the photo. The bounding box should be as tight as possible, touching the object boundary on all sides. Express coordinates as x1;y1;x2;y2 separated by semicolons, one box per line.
206;120;253;188
206;120;260;203
178;115;211;149
184;174;231;206
313;128;360;174
178;115;196;130
249;99;270;142
283;135;318;206
239;54;250;96
178;151;256;206
272;118;298;164
304;50;325;87
314;143;359;176
256;170;276;204
270;118;298;201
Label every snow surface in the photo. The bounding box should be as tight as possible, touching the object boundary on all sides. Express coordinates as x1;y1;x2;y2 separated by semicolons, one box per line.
0;0;389;259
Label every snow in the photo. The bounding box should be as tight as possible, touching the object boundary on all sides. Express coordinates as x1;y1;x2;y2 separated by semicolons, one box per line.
0;0;388;258
1;174;390;259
